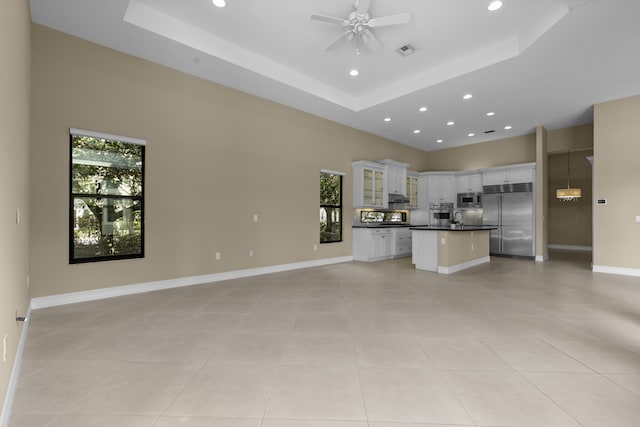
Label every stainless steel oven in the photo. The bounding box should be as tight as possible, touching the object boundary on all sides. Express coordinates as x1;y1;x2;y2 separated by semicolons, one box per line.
429;202;453;226
457;192;482;208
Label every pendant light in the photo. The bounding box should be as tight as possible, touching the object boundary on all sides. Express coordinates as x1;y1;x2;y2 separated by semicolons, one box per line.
556;150;582;202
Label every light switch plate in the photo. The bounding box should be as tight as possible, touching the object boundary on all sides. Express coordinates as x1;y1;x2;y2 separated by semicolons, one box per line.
636;216;640;223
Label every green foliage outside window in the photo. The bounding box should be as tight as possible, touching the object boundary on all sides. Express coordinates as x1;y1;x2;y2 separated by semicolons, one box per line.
320;172;342;243
70;133;144;263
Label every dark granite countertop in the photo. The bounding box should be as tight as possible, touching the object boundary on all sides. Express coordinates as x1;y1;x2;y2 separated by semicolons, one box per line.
410;226;497;231
352;224;430;228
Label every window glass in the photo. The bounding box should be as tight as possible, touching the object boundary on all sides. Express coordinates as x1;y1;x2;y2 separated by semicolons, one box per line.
320;172;342;243
70;132;144;263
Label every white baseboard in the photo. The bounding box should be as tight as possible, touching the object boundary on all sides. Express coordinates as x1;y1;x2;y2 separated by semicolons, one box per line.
0;303;32;427
535;253;549;262
548;244;593;252
31;256;353;309
438;256;490;275
592;264;640;277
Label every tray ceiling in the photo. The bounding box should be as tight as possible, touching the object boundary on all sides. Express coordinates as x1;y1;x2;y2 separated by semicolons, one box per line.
30;0;640;151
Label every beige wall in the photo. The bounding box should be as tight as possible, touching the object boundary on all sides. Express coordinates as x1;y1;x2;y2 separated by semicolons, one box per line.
422;124;594;173
0;0;31;418
593;95;640;270
535;126;549;258
422;133;536;171
547;124;594;249
548;149;593;247
547;124;594;153
29;25;432;298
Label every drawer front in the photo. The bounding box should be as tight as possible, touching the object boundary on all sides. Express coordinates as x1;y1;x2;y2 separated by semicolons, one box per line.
372;229;394;236
396;243;412;255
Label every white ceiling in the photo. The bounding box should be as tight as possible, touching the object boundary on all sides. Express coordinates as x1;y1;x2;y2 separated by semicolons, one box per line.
30;0;640;152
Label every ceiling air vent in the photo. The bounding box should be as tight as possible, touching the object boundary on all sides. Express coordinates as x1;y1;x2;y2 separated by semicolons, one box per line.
396;44;415;57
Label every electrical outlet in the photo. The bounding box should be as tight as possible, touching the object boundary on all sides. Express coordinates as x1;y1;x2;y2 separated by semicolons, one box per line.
253;214;258;222
215;252;221;260
313;244;318;251
441;238;446;245
3;335;7;363
636;216;640;223
249;249;254;257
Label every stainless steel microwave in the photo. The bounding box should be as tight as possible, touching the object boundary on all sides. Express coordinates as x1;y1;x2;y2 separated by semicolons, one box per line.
457;192;482;208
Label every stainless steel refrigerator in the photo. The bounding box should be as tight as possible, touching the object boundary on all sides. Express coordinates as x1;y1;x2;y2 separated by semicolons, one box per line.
483;188;534;258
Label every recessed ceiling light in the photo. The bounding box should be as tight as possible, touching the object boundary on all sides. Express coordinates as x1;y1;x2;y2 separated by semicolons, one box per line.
488;1;503;12
437;139;443;143
413;130;421;134
419;106;428;112
468;133;475;137
383;117;391;122
349;69;359;77
463;94;473;100
504;125;513;130
447;121;455;126
212;0;226;7
486;112;495;116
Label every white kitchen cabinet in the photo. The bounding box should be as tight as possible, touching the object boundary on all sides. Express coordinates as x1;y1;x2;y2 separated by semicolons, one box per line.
372;231;394;259
418;175;429;209
394;228;413;258
353;228;394;262
406;172;419;208
378;159;409;196
422;173;455;204
482;164;534;186
353;161;385;208
507;168;534;183
456;172;482;193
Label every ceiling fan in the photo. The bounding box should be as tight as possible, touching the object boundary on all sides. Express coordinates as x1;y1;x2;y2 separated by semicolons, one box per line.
311;0;411;52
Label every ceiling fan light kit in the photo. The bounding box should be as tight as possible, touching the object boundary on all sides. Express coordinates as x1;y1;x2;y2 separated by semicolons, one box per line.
311;0;411;52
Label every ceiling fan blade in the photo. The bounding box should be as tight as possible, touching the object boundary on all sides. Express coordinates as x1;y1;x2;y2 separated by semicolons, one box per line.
362;29;382;51
355;0;371;17
310;14;350;26
368;13;411;28
326;30;355;51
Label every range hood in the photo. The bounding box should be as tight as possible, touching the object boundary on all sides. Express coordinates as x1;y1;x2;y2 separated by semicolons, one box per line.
388;193;410;204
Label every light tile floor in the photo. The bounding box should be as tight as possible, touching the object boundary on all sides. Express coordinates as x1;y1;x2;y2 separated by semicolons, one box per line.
9;252;640;427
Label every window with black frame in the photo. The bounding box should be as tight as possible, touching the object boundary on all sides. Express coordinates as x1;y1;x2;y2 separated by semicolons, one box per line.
320;170;343;243
69;129;145;263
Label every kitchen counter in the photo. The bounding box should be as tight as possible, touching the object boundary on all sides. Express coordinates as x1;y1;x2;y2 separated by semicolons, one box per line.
411;227;493;274
352;224;429;228
410;226;497;232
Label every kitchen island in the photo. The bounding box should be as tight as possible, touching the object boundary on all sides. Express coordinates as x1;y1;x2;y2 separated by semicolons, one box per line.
410;226;497;274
